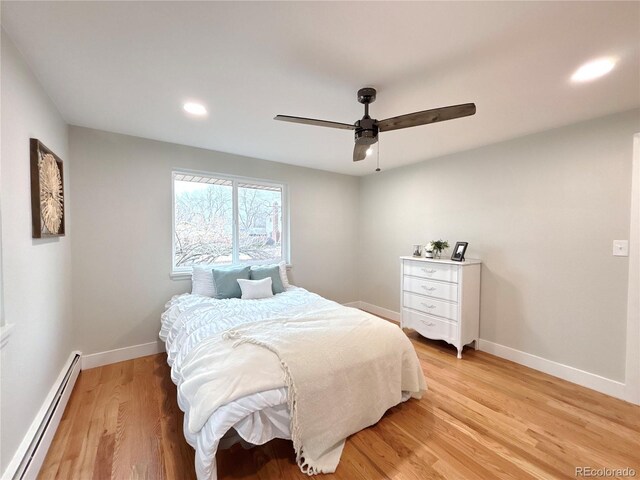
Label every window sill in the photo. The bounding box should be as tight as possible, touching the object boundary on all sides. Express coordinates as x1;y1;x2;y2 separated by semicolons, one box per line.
170;271;191;280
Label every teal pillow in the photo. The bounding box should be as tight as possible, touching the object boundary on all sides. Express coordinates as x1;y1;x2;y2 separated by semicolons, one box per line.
212;265;251;299
250;265;285;294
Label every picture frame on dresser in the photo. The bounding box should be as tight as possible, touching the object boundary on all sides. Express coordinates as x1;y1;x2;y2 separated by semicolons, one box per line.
451;242;468;262
400;256;481;358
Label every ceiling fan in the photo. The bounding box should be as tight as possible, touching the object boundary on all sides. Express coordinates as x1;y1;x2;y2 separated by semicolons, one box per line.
275;88;476;162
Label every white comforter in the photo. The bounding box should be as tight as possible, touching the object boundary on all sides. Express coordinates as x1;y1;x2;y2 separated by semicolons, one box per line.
160;287;426;479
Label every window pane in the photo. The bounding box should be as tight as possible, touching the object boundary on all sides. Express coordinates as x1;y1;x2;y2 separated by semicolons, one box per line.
174;178;233;267
238;183;282;263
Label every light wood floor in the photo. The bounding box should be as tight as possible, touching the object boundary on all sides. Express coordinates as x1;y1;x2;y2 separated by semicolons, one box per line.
39;332;640;480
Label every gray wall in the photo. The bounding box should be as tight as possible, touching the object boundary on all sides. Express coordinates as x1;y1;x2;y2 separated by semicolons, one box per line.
358;109;639;381
69;127;360;355
0;30;74;473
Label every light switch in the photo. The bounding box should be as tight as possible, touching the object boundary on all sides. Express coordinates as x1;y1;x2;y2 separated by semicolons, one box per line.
613;240;629;257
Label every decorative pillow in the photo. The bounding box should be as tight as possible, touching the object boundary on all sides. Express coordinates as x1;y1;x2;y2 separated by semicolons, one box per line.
250;265;285;294
278;260;290;289
191;265;216;297
212;265;251;299
237;278;274;300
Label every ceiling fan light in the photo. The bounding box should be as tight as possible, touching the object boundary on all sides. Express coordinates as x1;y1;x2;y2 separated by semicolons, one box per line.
366;147;373;156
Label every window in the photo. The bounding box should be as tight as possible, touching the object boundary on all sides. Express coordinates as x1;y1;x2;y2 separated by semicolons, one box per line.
172;171;288;273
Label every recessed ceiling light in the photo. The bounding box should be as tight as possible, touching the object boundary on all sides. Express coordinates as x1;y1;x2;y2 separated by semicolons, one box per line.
366;147;373;156
571;57;617;83
183;102;207;116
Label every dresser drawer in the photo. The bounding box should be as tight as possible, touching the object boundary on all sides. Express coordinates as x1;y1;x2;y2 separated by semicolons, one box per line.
404;260;458;283
403;276;458;302
403;292;458;321
402;309;457;341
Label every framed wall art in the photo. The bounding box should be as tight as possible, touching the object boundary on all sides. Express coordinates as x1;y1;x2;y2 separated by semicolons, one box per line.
30;138;65;238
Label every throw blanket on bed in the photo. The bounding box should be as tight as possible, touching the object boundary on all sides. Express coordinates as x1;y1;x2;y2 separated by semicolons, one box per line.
167;290;426;478
223;306;426;475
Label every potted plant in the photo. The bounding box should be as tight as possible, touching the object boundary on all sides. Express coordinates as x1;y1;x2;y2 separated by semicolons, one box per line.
429;240;449;259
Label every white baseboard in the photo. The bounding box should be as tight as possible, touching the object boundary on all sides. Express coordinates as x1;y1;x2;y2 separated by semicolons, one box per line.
359;302;400;323
2;351;81;480
342;301;361;308
478;339;628;402
81;340;165;370
343;301;400;323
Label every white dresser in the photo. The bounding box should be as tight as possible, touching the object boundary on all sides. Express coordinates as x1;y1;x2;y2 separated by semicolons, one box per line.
400;256;481;358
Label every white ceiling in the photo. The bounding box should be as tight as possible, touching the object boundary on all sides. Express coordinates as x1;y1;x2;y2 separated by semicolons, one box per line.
2;1;639;175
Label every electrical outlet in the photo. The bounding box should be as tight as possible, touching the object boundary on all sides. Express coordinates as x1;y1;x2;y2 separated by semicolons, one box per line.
613;240;629;257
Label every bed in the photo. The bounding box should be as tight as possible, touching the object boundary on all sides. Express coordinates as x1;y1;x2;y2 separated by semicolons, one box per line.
160;285;426;480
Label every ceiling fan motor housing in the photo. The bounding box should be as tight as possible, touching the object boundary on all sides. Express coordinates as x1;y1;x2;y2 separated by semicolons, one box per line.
355;117;379;145
355;88;379;145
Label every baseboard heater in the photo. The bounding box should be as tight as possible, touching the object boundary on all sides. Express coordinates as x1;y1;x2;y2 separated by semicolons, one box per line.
12;353;81;480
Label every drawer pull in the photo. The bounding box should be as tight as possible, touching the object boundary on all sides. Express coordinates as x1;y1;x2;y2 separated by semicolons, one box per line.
421;320;436;327
421;286;437;292
421;268;437;274
421;303;437;309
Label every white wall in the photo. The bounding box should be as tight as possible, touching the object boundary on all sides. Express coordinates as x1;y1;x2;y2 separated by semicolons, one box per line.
69;127;360;355
0;30;74;473
359;109;640;382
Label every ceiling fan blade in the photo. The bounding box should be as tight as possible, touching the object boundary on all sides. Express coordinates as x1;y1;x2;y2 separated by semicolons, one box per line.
377;103;476;132
353;143;368;162
274;115;356;130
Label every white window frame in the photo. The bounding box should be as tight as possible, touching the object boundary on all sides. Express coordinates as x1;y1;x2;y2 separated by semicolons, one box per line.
171;169;289;277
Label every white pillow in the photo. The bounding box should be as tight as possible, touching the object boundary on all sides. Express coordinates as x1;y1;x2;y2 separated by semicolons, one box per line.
237;277;274;300
191;266;216;297
278;260;290;289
